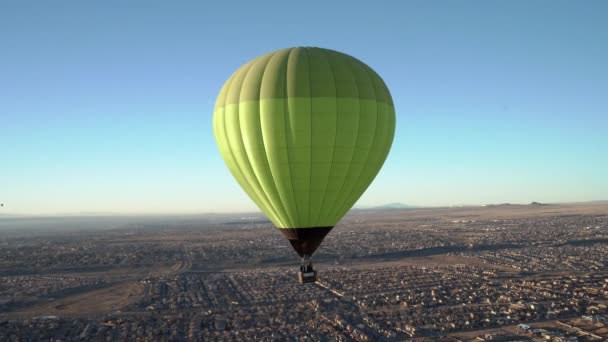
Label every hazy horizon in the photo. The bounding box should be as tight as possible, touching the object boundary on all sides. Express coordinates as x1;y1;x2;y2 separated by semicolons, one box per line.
2;199;607;217
2;1;607;215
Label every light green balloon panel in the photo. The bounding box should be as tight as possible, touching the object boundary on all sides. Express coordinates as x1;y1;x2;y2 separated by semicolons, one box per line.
213;47;395;229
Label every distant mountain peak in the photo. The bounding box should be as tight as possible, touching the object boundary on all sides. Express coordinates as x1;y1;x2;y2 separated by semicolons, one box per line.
483;202;548;207
375;203;415;209
483;203;513;207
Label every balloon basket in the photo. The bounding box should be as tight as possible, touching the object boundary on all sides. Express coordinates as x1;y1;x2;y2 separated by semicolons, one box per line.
298;269;317;284
298;255;317;284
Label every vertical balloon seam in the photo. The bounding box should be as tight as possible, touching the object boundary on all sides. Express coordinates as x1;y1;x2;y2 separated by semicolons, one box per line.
332;58;377;219
224;67;281;225
321;48;357;225
257;52;295;227
282;47;300;226
306;48;330;227
315;48;339;226
218;109;267;219
375;72;396;159
346;64;390;217
286;47;312;229
323;53;362;224
218;68;276;224
234;58;285;226
216;69;265;212
336;61;382;218
233;58;281;225
305;47;314;227
357;105;391;217
356;65;385;216
271;49;299;227
247;52;290;227
324;60;359;221
364;64;392;181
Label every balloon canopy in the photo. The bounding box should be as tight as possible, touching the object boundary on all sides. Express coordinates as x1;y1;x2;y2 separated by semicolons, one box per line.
213;47;395;258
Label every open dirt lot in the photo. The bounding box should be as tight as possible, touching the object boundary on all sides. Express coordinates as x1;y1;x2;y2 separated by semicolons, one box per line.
8;281;143;318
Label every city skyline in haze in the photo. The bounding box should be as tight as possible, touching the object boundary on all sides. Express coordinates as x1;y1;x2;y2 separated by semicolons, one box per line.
1;1;607;215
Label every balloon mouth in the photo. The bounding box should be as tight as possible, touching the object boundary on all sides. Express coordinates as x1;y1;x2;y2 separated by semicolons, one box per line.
277;226;333;257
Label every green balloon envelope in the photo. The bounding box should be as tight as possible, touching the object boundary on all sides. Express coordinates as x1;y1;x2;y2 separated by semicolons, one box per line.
213;47;395;257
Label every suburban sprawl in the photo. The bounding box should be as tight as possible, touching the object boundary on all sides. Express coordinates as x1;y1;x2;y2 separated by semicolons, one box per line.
1;203;607;341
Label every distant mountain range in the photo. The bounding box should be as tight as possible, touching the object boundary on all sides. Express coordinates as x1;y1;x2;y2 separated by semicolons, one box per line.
529;201;546;206
377;202;417;209
483;202;548;207
356;202;417;210
3;200;606;219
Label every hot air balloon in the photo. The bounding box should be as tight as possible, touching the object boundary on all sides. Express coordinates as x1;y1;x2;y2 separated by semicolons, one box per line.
213;47;395;283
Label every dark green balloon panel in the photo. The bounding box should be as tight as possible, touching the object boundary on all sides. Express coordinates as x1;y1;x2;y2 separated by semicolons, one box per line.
213;47;395;229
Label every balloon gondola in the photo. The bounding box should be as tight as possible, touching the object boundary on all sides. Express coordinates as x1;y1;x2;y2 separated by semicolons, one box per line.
213;47;395;283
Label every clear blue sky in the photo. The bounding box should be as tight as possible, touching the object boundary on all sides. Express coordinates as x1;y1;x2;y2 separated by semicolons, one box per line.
1;1;606;214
